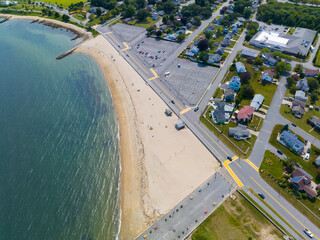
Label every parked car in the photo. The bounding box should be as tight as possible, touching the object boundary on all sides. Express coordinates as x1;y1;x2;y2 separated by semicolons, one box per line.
227;156;232;161
277;149;283;155
204;210;208;214
194;107;199;112
258;193;265;199
307;148;311;153
304;228;313;238
291;123;296;127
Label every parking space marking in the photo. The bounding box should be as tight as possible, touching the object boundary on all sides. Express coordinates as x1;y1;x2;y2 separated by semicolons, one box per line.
153;80;183;110
250;177;320;240
194;122;228;156
148;68;159;81
246;159;259;172
180;107;191;115
126;52;149;75
120;42;131;52
223;160;244;187
232;156;238;161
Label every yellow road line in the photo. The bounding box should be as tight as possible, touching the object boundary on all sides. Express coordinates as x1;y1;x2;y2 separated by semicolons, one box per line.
180;107;191;115
194;122;228;155
148;68;159;81
234;161;241;168
223;160;244;187
126;52;149;74
120;42;131;52
246;159;259;172
232;156;238;161
250;177;320;240
153;80;183;110
108;33;120;46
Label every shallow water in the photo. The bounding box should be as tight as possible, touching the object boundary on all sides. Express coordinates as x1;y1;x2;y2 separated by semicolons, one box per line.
0;20;120;240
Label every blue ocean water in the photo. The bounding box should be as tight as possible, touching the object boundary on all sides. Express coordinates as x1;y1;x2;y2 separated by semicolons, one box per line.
0;20;120;240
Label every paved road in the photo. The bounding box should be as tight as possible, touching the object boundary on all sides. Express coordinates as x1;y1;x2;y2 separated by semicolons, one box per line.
92;3;320;239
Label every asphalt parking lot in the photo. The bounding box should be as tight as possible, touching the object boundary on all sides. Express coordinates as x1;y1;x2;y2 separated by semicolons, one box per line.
259;24;288;34
110;23;146;43
131;37;180;69
158;59;219;106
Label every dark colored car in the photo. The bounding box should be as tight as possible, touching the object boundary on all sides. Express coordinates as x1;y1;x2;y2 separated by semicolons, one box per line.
171;100;175;104
291;123;297;127
277;149;283;155
258;193;265;199
227;156;232;161
194;107;199;112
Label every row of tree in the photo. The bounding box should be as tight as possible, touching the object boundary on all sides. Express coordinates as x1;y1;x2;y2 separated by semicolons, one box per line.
257;0;320;32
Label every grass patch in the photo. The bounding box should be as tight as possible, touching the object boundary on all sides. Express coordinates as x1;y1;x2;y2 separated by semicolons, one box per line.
280;104;320;139
269;124;320;182
72;13;86;21
192;191;284;240
130;17;159;28
260;150;284;179
21;0;88;8
200;106;257;158
287;27;295;35
213;88;224;98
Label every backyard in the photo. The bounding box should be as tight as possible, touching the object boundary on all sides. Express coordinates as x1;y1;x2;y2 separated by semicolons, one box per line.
128;16;159;28
191;191;284;240
260;150;320;228
200;106;257;158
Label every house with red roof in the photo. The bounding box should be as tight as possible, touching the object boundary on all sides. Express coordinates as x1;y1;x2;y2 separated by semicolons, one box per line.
302;68;319;77
291;168;318;199
236;106;254;123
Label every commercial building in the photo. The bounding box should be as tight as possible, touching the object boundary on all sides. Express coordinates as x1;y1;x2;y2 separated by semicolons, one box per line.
250;28;317;57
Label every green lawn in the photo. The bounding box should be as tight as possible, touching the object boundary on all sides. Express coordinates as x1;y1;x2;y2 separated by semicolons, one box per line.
72;13;86;21
313;44;320;67
260;150;286;178
192;191;283;240
129;17;159;28
200;106;257;158
280;104;320;139
287;27;295;35
21;0;88;8
269;124;320;182
248;115;263;131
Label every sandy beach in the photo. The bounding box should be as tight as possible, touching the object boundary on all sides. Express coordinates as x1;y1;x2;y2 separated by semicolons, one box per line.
76;36;220;239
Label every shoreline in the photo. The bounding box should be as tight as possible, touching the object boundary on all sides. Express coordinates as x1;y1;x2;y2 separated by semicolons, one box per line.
0;14;92;39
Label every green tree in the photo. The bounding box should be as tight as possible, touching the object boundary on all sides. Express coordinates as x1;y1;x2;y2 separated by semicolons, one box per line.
289;86;297;94
136;8;150;21
241;84;255;99
311;92;319;104
125;5;135;17
146;25;156;35
197;39;209;51
96;7;102;16
240;71;251;84
176;34;186;42
135;0;146;9
254;57;263;65
54;12;60;18
205;31;213;40
294;63;303;73
286;77;295;88
308;78;319;93
194;16;201;26
276;61;291;74
243;8;251;19
163;0;176;14
162;14;169;24
62;14;70;22
199;51;209;63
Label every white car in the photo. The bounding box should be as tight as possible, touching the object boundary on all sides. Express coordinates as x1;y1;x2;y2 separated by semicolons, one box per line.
305;153;310;160
304;229;313;238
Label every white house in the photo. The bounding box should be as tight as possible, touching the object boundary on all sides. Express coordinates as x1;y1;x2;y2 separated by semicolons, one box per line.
235;62;246;73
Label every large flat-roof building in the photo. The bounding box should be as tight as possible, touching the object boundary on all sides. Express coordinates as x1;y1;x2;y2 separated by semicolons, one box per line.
250;27;317;57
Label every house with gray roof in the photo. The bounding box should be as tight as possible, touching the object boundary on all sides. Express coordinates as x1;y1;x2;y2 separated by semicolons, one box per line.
208;54;222;63
241;49;258;59
229;124;251;140
295;90;308;102
211;102;234;124
292;99;306;118
250;94;264;110
278;130;305;155
224;88;235;102
235;62;246;73
296;78;309;92
309;116;320;128
250;28;317;57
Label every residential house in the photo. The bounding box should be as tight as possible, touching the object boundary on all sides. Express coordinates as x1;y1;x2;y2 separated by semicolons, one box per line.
261;52;277;66
208;54;222;63
191;46;200;55
221;39;231;47
241;50;258;59
295;90;308;102
296;78;309;92
235;62;246;73
89;7;107;14
214;47;224;55
232;26;238;34
309;116;320;128
229;76;241;91
250;94;264;110
278;130;305;154
291;168;317;198
211;102;234;124
158;10;165;16
225;32;233;40
185;51;195;58
302;68;319;77
261;69;275;84
224;88;235;102
160;25;168;31
186;23;192;28
236;106;254;123
229;124;251;140
292;99;306;118
228;4;234;10
152;12;160;20
238;17;245;22
176;29;186;35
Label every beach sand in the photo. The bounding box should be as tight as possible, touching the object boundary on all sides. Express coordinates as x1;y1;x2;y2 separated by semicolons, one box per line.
76;36;220;239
